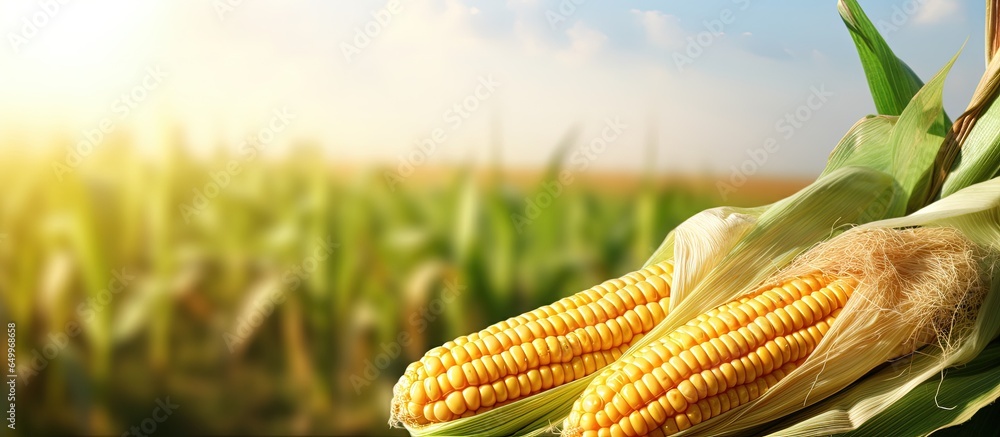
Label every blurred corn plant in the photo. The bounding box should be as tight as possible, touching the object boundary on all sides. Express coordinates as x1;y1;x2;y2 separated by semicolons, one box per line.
0;126;764;435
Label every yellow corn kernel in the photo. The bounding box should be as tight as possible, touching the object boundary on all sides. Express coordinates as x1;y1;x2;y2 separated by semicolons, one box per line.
391;261;675;426
564;273;857;436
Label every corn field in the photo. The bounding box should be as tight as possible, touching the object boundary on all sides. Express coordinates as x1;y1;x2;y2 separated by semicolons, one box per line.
0;136;779;435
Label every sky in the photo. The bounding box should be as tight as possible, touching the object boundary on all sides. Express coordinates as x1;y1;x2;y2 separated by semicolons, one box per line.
0;0;986;177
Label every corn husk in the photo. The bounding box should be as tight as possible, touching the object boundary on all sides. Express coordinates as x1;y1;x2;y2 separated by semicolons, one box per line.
754;176;1000;436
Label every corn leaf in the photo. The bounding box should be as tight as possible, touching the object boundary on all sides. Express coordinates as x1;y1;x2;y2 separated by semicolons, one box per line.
933;372;1000;437
886;48;958;213
928;1;1000;201
838;339;1000;437
940;51;1000;197
820;115;897;177
838;0;937;120
821;47;956;215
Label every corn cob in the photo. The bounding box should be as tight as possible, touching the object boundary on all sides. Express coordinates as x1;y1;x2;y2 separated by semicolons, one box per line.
390;261;675;426
563;272;857;437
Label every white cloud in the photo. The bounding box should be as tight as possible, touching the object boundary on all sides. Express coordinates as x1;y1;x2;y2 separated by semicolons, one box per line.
631;9;685;50
914;0;959;24
556;21;608;63
0;0;863;176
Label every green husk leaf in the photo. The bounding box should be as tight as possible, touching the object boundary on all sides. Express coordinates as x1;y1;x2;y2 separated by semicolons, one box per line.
932;363;1000;437
821;45;956;215
820;115;897;177
940;51;1000;197
838;0;941;122
885;47;958;213
928;1;1000;200
837;338;1000;437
